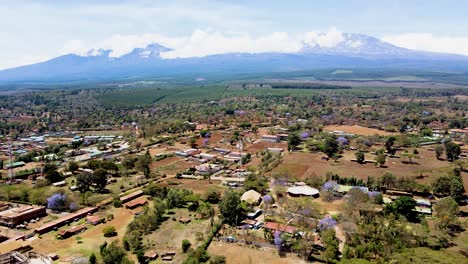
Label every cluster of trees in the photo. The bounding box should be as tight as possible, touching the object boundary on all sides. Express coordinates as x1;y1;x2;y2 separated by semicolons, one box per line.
432;168;465;202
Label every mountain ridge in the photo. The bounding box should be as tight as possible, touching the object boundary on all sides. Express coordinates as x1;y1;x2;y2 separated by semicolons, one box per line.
1;33;468;84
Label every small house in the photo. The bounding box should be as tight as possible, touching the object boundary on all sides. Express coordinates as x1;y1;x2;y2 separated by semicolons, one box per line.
179;217;191;224
86;215;103;225
57;224;87;239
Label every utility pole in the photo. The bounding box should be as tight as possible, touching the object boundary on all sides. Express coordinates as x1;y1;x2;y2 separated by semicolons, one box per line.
8;136;14;182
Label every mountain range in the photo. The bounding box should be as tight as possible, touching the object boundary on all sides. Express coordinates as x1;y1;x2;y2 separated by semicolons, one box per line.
1;33;468;84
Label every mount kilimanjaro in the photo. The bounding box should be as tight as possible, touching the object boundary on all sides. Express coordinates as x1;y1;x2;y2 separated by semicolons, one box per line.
1;33;468;84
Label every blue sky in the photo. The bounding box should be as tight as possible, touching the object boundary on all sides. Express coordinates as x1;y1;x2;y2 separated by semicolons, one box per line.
1;0;467;69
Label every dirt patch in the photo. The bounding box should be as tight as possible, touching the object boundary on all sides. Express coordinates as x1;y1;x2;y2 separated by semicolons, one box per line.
143;208;212;263
150;156;181;168
159;178;223;195
246;141;287;153
208;241;307;264
270;148;461;187
323;125;395;136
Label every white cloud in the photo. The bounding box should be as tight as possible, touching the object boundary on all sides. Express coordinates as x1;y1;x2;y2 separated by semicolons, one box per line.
382;33;468;56
61;27;345;59
303;27;344;48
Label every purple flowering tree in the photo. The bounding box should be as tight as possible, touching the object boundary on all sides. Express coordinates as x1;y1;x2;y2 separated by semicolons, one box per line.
69;202;78;212
47;193;68;212
300;132;310;139
263;195;273;204
321;181;338;202
274;231;283;254
203;139;209;147
319;215;337;231
322;181;338;192
337;136;349;145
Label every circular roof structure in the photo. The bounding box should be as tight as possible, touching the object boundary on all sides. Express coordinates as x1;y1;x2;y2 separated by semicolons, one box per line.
287;186;320;196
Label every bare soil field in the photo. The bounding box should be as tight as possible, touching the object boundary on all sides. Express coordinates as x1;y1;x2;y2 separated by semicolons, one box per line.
246;141;287;153
159;178;223;194
270;149;466;193
150;155;181;168
143;208;212;264
155;160;198;176
208;241;307;264
392;96;448;103
323;125;395;136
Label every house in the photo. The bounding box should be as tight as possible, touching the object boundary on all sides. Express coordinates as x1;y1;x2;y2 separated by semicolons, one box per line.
414;198;432;215
241;190;262;205
161;252;176;261
124;197;148;209
261;135;279;143
266;147;283;153
35;207;97;234
4;161;25;169
337;185;369;195
86;215;104;225
449;128;467;140
246;209;262;220
57;224;87;239
144;250;158;260
52;181;67;187
263;222;297;234
179;217;191;224
120;190;144;203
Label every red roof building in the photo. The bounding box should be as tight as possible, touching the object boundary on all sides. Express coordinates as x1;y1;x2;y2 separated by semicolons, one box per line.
263;222;297;234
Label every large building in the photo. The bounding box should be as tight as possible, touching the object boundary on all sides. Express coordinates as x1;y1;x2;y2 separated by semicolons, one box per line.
0;252;52;264
0;204;46;227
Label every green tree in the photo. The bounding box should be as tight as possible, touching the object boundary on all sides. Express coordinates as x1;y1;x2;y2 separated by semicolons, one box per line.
355;151;365;164
445;142;461;162
322;229;340;263
287;132;301;151
68;161;79;172
93;168;108;192
433;197;459;230
375;151;386;167
432;176;452;196
210;255;227;264
76;172;93;193
386;196;416;220
204;187;221;204
379;172;396;190
166;189;185;209
385;136;397;156
189;138;198;149
434;145;444;160
450;177;464;203
100;241;130;264
122;155;137;170
324;135;339;158
401;151;419;164
89;253;97;264
136;150;152;178
182;239;191;253
218;190;244;225
45;170;62;183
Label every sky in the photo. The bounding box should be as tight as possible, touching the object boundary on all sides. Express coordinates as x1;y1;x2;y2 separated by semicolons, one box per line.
1;0;468;69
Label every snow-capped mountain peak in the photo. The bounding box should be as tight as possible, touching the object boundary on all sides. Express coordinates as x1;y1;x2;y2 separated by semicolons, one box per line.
125;43;173;59
300;33;412;57
85;48;112;57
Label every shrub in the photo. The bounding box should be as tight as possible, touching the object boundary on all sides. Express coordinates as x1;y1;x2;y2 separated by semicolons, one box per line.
182;239;192;253
103;226;117;237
